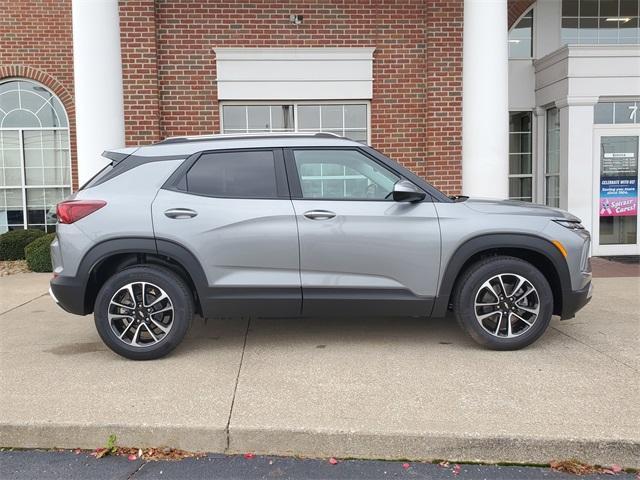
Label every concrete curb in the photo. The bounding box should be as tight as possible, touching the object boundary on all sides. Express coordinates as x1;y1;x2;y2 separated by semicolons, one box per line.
2;423;638;468
0;422;226;454
229;428;640;467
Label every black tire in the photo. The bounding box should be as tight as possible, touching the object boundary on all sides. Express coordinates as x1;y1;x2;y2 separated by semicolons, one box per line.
94;265;193;360
453;256;553;350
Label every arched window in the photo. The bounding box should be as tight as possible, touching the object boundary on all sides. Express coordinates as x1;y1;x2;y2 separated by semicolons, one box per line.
0;79;72;233
509;9;533;59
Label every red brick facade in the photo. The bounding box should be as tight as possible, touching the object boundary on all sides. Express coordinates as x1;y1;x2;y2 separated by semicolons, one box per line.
2;0;527;195
0;0;78;188
117;0;464;193
507;0;536;28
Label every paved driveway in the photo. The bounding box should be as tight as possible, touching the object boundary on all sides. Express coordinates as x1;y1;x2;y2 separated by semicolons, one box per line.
0;273;638;467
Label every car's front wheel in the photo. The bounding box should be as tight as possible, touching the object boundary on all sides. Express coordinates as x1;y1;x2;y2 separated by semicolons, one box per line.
454;256;553;350
94;266;193;360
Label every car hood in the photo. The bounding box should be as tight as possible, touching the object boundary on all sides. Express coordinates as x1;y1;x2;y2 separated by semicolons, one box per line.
462;198;581;222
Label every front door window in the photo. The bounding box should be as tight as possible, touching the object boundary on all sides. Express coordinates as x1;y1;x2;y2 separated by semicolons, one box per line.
598;135;638;245
292;149;399;200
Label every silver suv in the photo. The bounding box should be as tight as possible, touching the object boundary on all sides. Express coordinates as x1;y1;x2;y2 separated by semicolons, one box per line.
49;134;592;360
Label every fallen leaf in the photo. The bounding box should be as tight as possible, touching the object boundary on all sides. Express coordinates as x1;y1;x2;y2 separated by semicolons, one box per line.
452;464;461;475
402;462;410;470
329;457;338;465
550;459;602;475
73;449;81;455
611;465;623;473
128;454;137;461
438;461;450;468
243;453;255;459
93;448;108;459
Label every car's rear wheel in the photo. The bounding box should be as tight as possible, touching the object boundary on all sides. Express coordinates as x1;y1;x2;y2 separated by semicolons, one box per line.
453;256;553;350
94;266;193;360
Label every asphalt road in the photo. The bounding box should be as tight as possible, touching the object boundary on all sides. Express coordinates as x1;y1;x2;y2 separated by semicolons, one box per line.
0;451;636;480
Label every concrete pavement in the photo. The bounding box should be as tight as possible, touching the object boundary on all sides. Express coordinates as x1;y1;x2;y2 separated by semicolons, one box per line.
0;272;639;467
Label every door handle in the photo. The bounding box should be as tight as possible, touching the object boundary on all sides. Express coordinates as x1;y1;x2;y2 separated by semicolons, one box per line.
304;210;336;220
164;208;198;219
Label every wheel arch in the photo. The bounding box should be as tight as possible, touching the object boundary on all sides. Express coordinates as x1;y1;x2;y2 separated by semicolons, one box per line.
77;237;208;315
432;233;571;318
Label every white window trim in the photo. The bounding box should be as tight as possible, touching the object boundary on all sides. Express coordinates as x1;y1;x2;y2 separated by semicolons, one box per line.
214;47;375;100
219;100;372;145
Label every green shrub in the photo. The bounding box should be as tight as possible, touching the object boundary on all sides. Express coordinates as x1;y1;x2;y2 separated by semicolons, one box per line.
0;229;45;261
25;233;56;272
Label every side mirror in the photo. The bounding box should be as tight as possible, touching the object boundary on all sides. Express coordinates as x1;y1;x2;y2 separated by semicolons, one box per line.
392;180;426;203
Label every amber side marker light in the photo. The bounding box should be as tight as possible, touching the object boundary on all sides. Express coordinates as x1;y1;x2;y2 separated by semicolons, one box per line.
551;240;568;258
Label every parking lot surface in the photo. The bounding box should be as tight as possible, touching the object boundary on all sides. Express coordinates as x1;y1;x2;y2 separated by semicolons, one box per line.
0;273;638;466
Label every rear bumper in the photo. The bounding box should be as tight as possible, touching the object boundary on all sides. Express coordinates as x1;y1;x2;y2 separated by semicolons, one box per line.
49;275;89;316
560;281;593;320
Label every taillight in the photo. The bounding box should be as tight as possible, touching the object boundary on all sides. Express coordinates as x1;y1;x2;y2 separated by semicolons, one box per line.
56;200;107;224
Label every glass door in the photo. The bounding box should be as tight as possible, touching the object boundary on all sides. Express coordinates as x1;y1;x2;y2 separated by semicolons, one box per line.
592;128;640;256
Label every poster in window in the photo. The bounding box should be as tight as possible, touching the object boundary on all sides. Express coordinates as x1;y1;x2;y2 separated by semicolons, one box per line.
600;149;638;218
600;175;637;217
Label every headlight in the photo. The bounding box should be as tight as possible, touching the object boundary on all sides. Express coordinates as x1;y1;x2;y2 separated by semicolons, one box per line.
553;219;585;230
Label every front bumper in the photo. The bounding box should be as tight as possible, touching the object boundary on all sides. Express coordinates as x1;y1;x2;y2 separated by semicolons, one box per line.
560;281;593;320
49;275;90;315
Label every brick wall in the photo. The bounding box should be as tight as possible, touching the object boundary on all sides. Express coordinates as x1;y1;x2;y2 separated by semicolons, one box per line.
508;0;535;28
0;0;77;188
119;0;465;194
119;0;162;144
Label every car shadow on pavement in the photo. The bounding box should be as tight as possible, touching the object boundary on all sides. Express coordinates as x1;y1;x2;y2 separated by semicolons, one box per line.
181;314;497;355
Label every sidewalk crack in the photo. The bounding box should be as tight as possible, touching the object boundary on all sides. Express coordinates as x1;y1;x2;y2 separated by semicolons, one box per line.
224;316;251;453
127;460;147;479
0;293;48;317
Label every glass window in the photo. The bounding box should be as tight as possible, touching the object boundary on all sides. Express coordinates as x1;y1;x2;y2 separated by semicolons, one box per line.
185;150;278;198
598;135;638;245
221;105;294;133
509;112;533;201
298;104;368;142
509;10;534;59
221;103;369;143
293;149;399;200
545;108;561;208
594;100;640;124
0;80;71;233
561;0;640;45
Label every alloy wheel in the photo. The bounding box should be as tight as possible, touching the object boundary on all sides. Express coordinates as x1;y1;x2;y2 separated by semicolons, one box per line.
473;273;540;338
108;282;174;347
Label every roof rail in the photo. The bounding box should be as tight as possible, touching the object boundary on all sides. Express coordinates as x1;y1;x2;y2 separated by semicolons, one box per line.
157;132;343;145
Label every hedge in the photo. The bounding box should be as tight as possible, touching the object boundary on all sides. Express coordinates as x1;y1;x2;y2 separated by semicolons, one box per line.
24;233;56;273
0;229;45;261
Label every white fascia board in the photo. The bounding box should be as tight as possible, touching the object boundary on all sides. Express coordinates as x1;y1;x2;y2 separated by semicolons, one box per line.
214;47;375;100
534;44;640;106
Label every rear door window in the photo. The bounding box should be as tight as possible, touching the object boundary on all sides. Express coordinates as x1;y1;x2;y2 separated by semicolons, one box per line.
184;150;278;198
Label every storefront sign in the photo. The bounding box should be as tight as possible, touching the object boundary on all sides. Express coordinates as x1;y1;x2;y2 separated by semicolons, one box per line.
602;152;636;175
599;176;637;217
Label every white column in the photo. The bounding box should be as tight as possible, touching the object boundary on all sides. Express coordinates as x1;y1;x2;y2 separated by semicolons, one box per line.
558;97;598;233
462;0;509;198
72;0;125;185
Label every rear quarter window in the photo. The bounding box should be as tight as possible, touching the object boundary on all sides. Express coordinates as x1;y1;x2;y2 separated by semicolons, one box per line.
184;150;278;198
79;162;114;190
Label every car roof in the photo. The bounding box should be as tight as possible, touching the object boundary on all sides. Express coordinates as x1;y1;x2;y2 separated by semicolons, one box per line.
126;133;365;158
